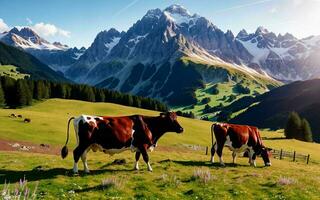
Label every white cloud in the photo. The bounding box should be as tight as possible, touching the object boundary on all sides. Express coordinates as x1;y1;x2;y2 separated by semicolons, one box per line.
31;22;70;38
269;7;278;13
26;18;33;25
0;18;9;32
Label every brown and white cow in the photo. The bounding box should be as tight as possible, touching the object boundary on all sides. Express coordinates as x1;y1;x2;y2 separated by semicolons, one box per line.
210;123;272;167
61;112;183;173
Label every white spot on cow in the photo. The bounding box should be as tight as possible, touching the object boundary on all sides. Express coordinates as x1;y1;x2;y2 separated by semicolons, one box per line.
134;161;139;170
73;162;78;173
224;136;249;153
147;162;153;172
81;148;90;173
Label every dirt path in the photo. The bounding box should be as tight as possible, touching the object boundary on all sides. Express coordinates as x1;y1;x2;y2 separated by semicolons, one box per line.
0;139;60;155
0;139;203;156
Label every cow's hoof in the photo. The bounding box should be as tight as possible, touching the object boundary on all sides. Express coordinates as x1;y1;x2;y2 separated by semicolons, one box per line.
148;168;153;172
134;167;139;171
84;170;90;174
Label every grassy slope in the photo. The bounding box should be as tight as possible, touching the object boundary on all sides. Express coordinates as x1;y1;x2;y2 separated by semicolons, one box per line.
173;57;282;119
0;99;319;199
0;65;30;79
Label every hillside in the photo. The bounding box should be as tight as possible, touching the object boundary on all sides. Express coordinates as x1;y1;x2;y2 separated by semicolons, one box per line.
230;79;320;142
0;42;68;82
0;99;319;199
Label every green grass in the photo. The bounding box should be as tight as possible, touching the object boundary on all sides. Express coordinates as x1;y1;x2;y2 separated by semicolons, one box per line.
0;65;30;79
174;57;282;119
0;99;320;199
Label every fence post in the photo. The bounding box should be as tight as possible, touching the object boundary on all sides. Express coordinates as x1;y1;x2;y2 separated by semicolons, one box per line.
293;151;296;162
280;149;283;160
307;154;310;164
205;146;208;155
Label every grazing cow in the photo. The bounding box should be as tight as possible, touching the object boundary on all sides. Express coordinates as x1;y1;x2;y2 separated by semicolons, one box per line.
61;112;183;173
18;115;23;118
10;114;16;118
210;123;272;167
24;118;31;123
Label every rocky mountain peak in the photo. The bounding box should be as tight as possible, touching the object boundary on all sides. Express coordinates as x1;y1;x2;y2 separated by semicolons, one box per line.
144;8;162;19
164;4;190;17
236;29;248;39
255;26;269;35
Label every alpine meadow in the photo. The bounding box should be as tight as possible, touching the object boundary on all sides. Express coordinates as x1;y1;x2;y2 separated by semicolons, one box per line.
0;1;320;199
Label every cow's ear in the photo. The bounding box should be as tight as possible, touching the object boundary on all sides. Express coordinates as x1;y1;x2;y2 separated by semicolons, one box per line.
160;113;166;118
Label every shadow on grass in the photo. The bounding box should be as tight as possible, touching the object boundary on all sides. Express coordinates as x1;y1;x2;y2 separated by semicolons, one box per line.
262;137;286;140
0;167;134;183
172;160;265;168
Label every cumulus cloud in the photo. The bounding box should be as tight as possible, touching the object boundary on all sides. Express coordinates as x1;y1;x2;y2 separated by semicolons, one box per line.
31;22;70;38
0;18;9;32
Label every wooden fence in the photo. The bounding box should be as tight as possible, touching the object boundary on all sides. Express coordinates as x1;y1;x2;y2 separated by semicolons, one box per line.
200;146;310;164
271;149;310;164
183;144;311;164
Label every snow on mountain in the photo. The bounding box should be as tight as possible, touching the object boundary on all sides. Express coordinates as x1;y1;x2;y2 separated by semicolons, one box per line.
236;26;320;81
0;27;68;51
0;27;86;72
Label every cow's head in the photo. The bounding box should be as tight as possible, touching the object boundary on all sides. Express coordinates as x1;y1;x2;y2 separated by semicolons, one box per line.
260;147;272;166
160;112;184;133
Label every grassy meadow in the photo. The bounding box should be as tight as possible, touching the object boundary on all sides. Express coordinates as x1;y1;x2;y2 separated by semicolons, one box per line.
0;65;30;79
0;99;319;199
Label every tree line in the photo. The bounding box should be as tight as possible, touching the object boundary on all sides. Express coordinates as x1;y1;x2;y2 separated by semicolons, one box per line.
284;112;313;142
0;76;168;112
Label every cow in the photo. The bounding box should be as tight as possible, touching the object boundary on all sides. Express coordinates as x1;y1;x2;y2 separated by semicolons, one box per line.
24;118;31;123
61;112;183;173
210;123;272;167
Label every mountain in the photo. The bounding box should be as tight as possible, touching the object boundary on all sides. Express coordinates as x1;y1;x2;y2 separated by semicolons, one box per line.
66;28;124;83
236;27;320;81
0;27;85;72
0;42;68;82
228;78;320;142
65;4;280;108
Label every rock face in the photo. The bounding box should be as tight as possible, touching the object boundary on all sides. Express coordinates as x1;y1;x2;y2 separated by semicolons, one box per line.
0;27;85;72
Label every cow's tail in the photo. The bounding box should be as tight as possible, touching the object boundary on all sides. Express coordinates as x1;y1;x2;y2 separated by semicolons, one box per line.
61;117;75;159
211;123;217;146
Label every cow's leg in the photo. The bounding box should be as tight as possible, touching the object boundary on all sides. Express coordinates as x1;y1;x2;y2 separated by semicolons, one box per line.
216;141;225;166
81;147;90;173
248;149;256;167
73;144;87;173
134;152;141;170
140;147;152;172
210;142;217;163
232;151;237;164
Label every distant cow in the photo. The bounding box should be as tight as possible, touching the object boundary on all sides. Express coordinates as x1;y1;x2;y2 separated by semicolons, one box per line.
24;118;31;123
210;123;272;167
17;115;23;118
61;112;184;173
10;114;17;118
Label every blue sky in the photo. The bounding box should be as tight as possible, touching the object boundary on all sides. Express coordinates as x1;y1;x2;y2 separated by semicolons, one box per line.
0;0;319;48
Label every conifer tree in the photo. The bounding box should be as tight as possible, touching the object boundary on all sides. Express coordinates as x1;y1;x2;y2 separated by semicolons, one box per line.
284;112;301;139
0;82;5;108
301;118;313;142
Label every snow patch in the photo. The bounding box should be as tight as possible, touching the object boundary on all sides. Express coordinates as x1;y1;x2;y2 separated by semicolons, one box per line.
105;37;121;54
